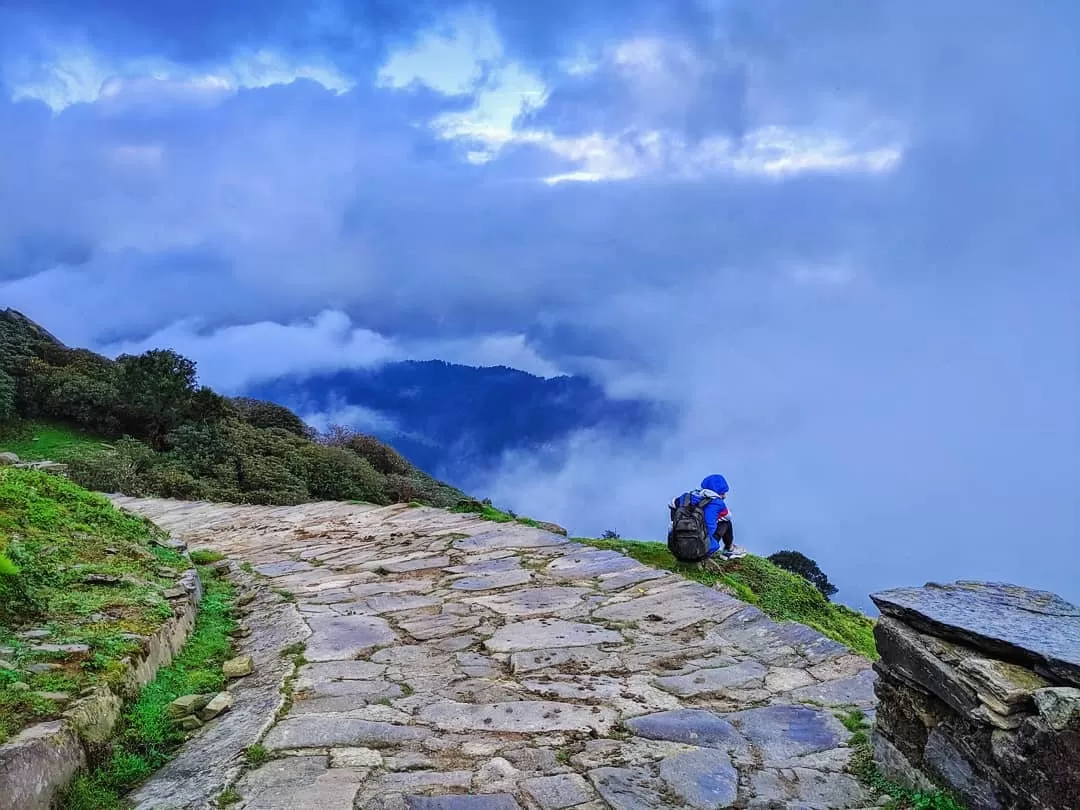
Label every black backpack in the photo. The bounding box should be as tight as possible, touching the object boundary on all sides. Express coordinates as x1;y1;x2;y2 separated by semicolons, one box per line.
667;493;715;562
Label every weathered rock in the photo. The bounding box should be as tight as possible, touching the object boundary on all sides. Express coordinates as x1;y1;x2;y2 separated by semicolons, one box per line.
198;691;233;721
0;659;14;670
521;773;596;809
179;716;204;731
234;755;366;809
84;573;123;586
958;656;1051;716
468;587;591;616
654;660;767;696
871;581;1080;686
588;766;676;810
222;655;254;678
404;796;522;810
592;586;744;634
789;669;878;708
29;643;89;657
658;748;738;809
0;720;85;810
253;560;315;577
330;747;384;768
484;619;621;653
0;451;20;465
1032;686;1080;731
263;717;428;750
418;700;618;735
725;705;847;761
305;614;396;661
167;693;215;718
624;710;748;754
509;646;622;675
19;629;51;640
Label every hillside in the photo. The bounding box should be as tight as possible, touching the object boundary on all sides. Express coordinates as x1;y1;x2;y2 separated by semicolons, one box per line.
247;360;661;481
0;309;466;508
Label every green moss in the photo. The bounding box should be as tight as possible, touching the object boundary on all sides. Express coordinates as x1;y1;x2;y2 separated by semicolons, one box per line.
189;550;225;565
0;468;184;742
244;744;270;766
57;565;237;809
578;537;878;660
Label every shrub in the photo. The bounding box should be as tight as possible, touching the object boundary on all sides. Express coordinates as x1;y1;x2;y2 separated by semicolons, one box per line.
767;549;839;599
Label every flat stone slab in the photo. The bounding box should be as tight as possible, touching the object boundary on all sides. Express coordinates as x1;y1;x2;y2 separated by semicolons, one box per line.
653;661;767;696
253;560;315;577
485;619;622;653
872;581;1080;687
454;528;569;551
380;555;450;573
725;704;847;761
418;700;618;734
262;716;428;749
399;613;482;640
790;669;878;708
588;767;679;810
659;748;739;809
450;570;534;591
521;773;597;809
624;709;749;754
405;796;523;810
592;586;744;633
305;615;396;662
544;549;641;578
234;755;365;809
509;646;623;675
468;587;593;617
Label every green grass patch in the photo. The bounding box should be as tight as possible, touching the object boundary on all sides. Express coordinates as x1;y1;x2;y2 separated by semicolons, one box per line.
578;537;878;660
0;468;185;742
189;550;225;565
58;565;237;810
845;713;966;809
244;744;270;766
0;421;110;463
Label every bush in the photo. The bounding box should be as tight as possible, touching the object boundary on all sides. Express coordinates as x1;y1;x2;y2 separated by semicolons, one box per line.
767;550;839;599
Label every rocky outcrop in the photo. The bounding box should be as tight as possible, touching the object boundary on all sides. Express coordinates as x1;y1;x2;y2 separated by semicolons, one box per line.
870;581;1080;810
0;570;203;810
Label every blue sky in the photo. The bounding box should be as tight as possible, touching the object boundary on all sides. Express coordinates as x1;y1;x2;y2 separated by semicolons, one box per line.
1;1;1077;609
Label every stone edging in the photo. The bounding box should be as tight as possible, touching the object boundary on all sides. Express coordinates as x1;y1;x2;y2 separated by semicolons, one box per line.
0;567;203;810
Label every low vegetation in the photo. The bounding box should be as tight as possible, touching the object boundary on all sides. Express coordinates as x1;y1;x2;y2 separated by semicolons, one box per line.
451;497;561;532
845;711;966;810
0;308;466;509
59;562;237;810
0;468;184;743
579;537;878;659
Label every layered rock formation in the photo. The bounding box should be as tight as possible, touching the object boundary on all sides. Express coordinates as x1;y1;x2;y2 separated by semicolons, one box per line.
870;581;1080;810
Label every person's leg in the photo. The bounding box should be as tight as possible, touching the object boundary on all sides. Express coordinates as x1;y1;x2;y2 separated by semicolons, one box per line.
717;520;733;553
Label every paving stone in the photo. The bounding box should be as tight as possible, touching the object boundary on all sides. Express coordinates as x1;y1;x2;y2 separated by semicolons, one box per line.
346;594;443;614
725;704;847;761
404;796;522;810
446;557;523;574
399;614;482;640
544;550;641;578
764;667;817;692
418;700;618;734
454;528;569;551
592;587;744;634
790;668;878;708
262;716;429;749
509;646;623;675
658;747;739;809
587;767;678;810
521;773;597;809
624;709;749;754
485;619;622;653
380;555;451;573
253;560;315;577
653;660;768;696
292;680;405;713
330;747;384;768
305;614;397;662
450;570;534;591
468;587;592;616
234;755;366;809
295;661;387;692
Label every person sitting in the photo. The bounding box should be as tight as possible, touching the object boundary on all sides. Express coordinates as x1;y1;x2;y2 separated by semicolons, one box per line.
667;473;746;563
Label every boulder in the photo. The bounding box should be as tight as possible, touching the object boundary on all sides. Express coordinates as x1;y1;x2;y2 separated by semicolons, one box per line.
167;694;215;719
223;655;254;678
0;451;20;465
197;691;233;722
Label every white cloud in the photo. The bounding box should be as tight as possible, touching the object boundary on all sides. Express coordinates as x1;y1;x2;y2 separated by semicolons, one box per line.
6;40;352;112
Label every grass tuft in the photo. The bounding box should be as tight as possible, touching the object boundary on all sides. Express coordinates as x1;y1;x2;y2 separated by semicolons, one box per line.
579;537;878;659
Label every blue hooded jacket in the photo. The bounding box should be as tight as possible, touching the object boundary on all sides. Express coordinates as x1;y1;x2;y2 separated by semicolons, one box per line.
670;474;731;555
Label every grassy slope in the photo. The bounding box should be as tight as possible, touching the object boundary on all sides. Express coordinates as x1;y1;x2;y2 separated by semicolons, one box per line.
0;421;110;462
580;537;878;660
0;468;185;743
59;563;237;810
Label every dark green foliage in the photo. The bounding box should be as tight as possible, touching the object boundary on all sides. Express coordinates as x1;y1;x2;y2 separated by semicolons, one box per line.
0;369;16;423
768;549;839;599
115;350;197;450
0;309;468;509
601;529;621;540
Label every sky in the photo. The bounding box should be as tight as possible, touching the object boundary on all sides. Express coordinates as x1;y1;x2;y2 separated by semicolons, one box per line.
1;1;1078;611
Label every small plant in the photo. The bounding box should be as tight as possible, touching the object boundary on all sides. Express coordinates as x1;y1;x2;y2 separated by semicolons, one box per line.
271;588;296;603
217;788;242;807
244;744;270;766
190;550;226;565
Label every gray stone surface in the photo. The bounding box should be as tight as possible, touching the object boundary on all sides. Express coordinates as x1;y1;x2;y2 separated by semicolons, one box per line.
305;614;396;662
485;619;622;652
659;748;739;809
726;705;847;760
790;668;878;708
871;581;1080;686
107;495;883;810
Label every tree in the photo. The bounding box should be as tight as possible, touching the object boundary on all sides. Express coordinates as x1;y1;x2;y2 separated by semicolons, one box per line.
602;529;621;540
231;397;311;437
0;370;15;424
767;550;838;599
115;350;198;449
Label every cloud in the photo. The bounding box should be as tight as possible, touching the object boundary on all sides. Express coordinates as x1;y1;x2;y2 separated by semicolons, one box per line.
0;0;1078;612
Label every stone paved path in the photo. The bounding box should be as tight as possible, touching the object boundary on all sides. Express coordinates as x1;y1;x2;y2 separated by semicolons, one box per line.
110;497;882;810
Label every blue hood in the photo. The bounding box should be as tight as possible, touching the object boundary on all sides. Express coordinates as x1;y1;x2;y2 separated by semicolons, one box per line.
701;474;729;495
